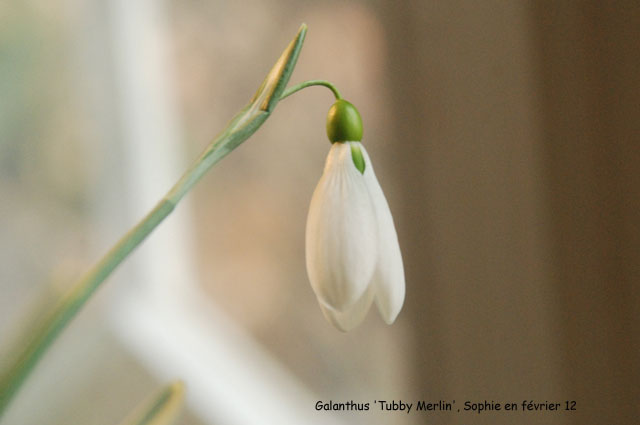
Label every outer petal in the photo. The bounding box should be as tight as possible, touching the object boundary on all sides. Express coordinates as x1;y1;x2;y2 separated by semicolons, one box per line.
357;142;405;324
305;142;378;311
318;284;376;332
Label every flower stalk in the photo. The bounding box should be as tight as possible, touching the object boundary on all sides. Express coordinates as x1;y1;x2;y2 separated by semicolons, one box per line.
280;79;342;101
1;23;315;416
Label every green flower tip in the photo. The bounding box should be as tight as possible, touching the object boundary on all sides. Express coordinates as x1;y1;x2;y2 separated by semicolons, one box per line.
326;99;363;143
350;143;366;174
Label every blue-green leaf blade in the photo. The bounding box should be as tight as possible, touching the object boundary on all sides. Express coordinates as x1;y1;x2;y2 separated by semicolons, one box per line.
118;381;186;425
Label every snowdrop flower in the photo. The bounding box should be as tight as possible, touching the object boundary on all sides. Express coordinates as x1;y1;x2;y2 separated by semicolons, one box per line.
305;99;405;331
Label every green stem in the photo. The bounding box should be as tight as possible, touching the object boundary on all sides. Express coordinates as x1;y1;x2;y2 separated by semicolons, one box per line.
280;79;342;101
0;23;308;417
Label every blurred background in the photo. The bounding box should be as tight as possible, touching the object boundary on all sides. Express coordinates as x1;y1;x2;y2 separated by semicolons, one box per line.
0;1;638;424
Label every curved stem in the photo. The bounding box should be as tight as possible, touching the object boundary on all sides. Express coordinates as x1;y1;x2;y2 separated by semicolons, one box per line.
280;80;342;101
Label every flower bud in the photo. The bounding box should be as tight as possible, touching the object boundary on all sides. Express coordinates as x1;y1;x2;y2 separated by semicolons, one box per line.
305;141;405;331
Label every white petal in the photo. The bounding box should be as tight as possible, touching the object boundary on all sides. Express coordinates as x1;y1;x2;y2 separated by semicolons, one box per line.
306;142;378;311
318;284;375;332
357;143;405;324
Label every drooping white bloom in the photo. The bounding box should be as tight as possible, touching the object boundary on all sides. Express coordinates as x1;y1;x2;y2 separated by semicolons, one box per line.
305;141;405;331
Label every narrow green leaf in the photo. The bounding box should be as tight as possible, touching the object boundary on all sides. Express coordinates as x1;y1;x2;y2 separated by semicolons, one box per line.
118;381;186;425
0;24;308;417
